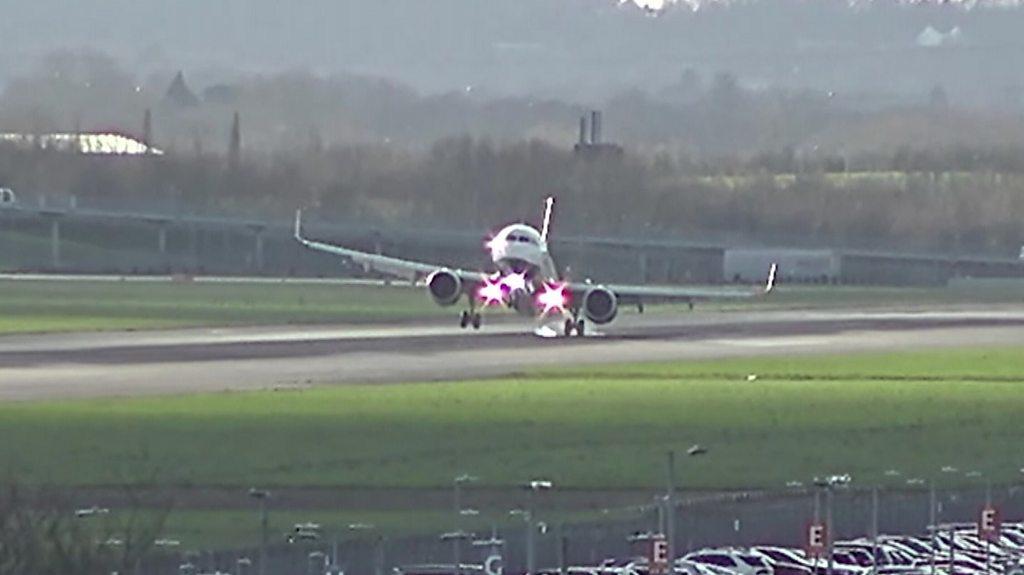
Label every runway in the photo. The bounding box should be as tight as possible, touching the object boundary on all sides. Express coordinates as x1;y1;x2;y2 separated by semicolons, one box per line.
1;307;1023;401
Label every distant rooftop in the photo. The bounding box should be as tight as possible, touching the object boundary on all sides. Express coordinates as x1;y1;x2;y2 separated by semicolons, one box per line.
0;133;162;156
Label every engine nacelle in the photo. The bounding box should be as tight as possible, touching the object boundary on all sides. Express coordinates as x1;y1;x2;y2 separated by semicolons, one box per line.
427;269;463;307
582;286;618;325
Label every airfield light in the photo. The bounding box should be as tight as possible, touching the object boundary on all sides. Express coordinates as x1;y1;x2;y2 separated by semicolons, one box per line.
536;282;570;315
687;444;708;457
477;276;506;306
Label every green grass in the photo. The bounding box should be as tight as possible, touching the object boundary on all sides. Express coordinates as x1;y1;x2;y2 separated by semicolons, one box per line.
0;279;443;333
1;347;1023;490
2;276;1019;335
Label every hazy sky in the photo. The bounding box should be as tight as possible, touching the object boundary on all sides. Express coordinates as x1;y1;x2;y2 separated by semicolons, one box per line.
2;0;1024;101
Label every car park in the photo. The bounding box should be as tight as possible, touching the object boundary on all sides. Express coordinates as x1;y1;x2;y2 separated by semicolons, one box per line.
549;522;1024;575
676;559;745;575
747;548;813;575
684;549;774;575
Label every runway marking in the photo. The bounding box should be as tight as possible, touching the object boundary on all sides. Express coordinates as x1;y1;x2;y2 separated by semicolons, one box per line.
1;309;1022;401
709;336;834;347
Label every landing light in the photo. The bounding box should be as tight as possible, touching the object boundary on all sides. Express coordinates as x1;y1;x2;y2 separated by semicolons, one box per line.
501;272;528;293
536;282;570;315
477;276;506;306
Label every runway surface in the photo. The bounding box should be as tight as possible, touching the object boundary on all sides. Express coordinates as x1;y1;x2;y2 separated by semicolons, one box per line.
1;306;1023;401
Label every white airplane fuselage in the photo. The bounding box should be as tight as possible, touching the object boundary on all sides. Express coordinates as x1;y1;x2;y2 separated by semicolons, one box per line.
483;223;563;317
487;224;558;281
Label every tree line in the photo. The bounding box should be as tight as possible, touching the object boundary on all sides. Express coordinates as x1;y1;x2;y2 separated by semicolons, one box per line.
2;137;1023;256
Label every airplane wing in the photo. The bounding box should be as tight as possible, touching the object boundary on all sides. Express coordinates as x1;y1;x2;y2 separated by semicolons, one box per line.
567;263;777;305
293;210;489;284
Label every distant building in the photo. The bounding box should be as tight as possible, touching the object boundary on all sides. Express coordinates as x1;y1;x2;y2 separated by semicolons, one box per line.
725;248;840;284
163;71;200;108
0;133;162;156
573;110;624;158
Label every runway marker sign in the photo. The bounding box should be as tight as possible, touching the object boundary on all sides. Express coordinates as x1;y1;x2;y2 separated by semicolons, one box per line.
808;523;827;556
650;536;669;575
980;506;1000;541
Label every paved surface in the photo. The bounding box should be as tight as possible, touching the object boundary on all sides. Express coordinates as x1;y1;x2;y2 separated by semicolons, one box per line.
1;307;1023;401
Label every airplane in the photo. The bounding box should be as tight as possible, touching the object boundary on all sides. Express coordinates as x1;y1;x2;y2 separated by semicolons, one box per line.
294;198;776;336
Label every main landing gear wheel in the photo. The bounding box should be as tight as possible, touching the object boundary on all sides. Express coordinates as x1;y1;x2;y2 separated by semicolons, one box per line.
563;317;586;337
460;310;482;330
563;318;574;337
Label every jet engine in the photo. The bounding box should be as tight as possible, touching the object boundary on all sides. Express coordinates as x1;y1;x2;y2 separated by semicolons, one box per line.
582;286;618;325
427;269;463;307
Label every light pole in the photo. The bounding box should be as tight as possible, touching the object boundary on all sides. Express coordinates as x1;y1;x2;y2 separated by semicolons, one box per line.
928;466;959;575
666;445;707;567
813;474;851;575
248;488;271;575
236;557;252;575
453;474;479;575
516;476;557;572
523;480;554;575
442;531;476;575
474;531;507;575
333;523;376;575
964;471;991;575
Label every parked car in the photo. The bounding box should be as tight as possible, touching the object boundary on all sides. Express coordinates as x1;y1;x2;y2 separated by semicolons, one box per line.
747;547;814;575
676;559;744;575
684;549;774;575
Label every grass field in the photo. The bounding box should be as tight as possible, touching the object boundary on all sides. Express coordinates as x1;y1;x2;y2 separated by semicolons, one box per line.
4;346;1024;550
1;277;1020;334
0;279;444;333
2;347;1023;491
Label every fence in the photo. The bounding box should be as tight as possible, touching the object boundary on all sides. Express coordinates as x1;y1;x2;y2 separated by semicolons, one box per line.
143;485;1024;575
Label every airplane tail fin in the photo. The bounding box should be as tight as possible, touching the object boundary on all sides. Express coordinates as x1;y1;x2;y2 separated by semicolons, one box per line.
764;263;778;295
540;196;555;243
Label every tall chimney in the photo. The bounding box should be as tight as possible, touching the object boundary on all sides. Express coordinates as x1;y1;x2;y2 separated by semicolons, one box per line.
142;108;153;150
578;115;588;145
228;110;241;169
590;110;602;145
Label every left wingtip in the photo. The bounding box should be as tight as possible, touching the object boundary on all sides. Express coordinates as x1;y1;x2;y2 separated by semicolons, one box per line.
765;263;778;294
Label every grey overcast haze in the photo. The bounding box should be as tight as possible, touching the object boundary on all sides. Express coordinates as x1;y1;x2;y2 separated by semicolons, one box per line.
2;0;1024;99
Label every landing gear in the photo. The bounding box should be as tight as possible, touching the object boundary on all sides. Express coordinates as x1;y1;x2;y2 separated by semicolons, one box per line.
563;316;586;337
460;310;482;330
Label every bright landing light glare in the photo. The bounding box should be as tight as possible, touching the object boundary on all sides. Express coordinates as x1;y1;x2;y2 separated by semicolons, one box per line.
477;276;506;306
501;272;527;293
536;282;570;315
